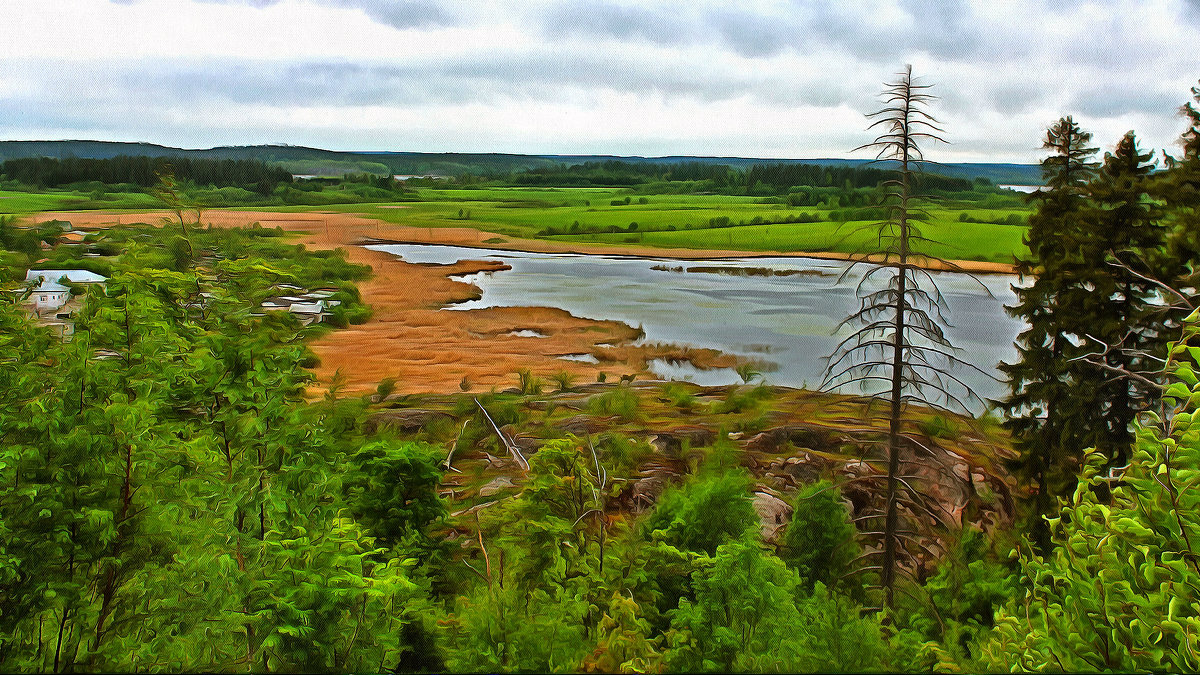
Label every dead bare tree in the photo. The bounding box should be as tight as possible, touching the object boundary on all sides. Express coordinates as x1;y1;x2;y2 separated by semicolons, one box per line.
821;65;989;610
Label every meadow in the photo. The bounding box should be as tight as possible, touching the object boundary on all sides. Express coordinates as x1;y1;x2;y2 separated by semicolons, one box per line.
240;186;1032;263
1;183;1031;263
0;188;162;214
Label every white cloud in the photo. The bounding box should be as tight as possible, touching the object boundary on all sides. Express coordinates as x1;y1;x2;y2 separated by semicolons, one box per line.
0;0;1196;162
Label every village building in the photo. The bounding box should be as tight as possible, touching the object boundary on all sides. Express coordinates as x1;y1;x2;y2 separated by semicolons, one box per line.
29;280;72;312
23;269;109;334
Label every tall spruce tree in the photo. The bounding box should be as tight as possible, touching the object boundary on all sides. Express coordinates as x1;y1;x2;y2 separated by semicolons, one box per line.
1073;131;1166;465
998;117;1099;554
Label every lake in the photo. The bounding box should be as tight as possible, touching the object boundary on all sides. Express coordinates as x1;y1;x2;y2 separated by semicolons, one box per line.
367;243;1025;413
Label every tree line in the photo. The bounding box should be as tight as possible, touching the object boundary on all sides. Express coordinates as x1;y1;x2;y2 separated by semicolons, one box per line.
503;158;975;194
1;155;294;193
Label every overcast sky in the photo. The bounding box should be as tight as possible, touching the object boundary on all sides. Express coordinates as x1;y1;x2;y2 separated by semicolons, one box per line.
1;0;1197;162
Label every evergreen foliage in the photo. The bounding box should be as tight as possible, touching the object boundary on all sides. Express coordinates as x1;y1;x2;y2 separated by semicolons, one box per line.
1000;119;1177;554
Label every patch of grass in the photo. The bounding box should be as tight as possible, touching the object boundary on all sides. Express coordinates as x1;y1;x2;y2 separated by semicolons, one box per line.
587;386;642;422
711;383;774;415
595;433;653;475
659;383;697;411
550;370;575;392
918;414;961;440
515;368;544;395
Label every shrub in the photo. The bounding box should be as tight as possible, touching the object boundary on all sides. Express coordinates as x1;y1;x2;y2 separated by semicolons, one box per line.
515;368;543;395
660;383;696;411
918;414;960;440
780;481;859;592
342;440;446;548
587;387;641;422
644;470;758;555
550;370;575;392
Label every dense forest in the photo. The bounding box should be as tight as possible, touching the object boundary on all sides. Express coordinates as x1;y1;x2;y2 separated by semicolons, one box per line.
502;159;977;196
0;140;1043;185
0;78;1199;673
0;156;294;193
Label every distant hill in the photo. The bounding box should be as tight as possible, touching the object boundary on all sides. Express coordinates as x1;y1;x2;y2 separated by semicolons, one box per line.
0;140;1042;185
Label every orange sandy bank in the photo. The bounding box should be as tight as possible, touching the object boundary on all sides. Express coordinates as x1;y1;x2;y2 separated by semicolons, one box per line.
31;209;1014;395
31;210;740;394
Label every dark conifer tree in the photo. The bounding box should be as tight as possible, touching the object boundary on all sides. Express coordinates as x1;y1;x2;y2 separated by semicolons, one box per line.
1074;131;1166;464
998;116;1098;554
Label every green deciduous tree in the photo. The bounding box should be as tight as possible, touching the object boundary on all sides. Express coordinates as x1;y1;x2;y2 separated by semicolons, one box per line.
984;310;1200;671
664;539;890;673
643;469;758;556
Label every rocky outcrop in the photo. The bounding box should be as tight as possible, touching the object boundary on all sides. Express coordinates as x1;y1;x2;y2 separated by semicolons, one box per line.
364;409;453;434
649;426;716;455
753;490;793;542
744;424;838;454
479;476;517;497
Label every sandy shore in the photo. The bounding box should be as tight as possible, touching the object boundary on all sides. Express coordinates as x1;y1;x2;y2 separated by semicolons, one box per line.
30;208;1014;395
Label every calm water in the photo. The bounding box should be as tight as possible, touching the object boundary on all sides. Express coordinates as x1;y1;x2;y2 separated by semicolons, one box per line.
367;243;1025;411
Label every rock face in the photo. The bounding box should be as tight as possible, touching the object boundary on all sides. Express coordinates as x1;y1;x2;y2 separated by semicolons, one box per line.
479;476;516;497
364;409;453;434
753;491;793;542
499;425;542;455
744;424;837;454
557;415;611;436
649;426;716;455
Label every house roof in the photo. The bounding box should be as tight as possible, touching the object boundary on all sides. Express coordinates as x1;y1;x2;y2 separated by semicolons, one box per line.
35;281;71;293
288;302;326;314
26;269;107;284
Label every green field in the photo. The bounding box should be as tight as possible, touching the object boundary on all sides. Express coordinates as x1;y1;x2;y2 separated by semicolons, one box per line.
3;185;1032;263
0;189;163;214
266;187;1031;263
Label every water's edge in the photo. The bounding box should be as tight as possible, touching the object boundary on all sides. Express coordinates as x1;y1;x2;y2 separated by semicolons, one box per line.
366;243;1025;412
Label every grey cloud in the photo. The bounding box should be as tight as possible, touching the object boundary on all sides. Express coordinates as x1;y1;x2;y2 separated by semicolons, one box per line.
540;2;692;46
983;83;1050;116
190;0;286;6
330;0;455;29
1070;87;1183;119
154;0;455;27
708;10;797;58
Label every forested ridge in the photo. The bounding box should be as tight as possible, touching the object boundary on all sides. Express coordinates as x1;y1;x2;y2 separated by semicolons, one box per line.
0;79;1199;673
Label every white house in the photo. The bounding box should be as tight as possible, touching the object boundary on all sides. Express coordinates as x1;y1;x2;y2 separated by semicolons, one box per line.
24;269;108;314
30;280;72;311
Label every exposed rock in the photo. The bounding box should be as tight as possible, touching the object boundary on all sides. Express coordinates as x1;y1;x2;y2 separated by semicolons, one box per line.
479;476;516;497
745;424;837;454
557;415;610;436
499;425;543;455
630;475;666;511
776;454;827;485
364;409;453;434
650;426;716;455
484;453;511;469
753;491;793;542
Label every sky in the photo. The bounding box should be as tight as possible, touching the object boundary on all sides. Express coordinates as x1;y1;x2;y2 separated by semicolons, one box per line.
1;0;1197;163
